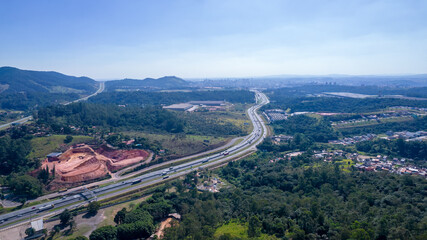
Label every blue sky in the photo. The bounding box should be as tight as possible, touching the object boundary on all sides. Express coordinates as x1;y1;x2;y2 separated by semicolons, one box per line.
0;0;426;79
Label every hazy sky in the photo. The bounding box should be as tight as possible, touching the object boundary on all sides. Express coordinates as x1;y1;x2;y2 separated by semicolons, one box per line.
1;0;426;79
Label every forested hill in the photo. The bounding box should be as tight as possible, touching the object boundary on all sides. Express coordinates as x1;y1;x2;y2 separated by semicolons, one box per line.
0;66;98;94
105;76;189;91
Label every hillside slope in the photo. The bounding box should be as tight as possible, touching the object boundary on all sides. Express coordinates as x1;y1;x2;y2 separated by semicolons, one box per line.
106;76;189;91
0;66;97;94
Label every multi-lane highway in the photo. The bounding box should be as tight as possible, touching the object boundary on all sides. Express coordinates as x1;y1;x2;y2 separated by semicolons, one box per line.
0;116;33;130
0;90;269;230
64;81;105;105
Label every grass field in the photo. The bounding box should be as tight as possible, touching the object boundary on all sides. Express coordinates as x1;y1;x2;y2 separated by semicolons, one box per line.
98;196;148;227
28;135;93;161
214;221;248;238
335;159;355;172
194;104;253;134
122;132;229;157
214;221;279;240
333;116;413;129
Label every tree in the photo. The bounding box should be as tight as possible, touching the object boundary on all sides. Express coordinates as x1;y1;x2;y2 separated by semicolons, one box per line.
37;166;50;184
117;220;155;240
25;227;35;237
141;199;172;220
123;209;153;224
72;237;88;240
51;165;56;178
114;208;127;225
0;136;32;174
248;215;262;237
89;225;117;240
60;209;72;226
88;201;101;215
64;135;73;144
350;228;370;240
69;220;76;231
8;175;43;199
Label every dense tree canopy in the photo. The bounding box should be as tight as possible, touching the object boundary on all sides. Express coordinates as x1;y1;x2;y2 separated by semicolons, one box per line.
7;174;43;199
90;194;166;240
0;92;80;111
0;135;34;174
35;103;185;134
271;115;337;142
89;90;255;106
89;226;117;240
356;138;427;166
163;152;427;240
265;94;427;113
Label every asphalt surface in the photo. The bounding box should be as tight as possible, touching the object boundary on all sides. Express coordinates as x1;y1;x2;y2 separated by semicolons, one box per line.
0;90;269;230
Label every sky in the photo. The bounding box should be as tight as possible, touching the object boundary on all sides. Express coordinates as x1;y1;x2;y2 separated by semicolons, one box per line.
0;0;426;79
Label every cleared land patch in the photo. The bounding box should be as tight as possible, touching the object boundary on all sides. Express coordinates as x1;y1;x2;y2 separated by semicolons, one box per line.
41;144;149;188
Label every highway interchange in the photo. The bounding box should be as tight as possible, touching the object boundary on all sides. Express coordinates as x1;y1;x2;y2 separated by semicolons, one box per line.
0;90;269;230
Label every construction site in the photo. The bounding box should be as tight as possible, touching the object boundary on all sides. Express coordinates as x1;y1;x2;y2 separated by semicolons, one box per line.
41;144;150;187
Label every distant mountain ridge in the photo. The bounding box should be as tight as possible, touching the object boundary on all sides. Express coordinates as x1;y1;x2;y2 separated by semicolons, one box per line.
106;76;189;91
0;66;98;94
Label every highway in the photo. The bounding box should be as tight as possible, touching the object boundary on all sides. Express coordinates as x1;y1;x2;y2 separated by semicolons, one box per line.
64;81;105;105
0;90;269;230
0;116;33;130
0;81;105;129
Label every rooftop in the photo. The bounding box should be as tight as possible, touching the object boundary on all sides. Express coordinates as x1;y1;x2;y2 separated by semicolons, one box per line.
47;152;62;157
187;101;225;105
163;103;193;110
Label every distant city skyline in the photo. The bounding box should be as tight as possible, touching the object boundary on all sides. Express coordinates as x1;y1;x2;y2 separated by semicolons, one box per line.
1;0;426;79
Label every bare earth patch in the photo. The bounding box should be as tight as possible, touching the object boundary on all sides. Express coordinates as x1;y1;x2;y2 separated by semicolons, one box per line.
41;144;149;189
154;217;174;239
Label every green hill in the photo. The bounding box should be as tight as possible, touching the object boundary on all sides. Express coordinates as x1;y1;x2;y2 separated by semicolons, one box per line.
0;66;97;94
0;67;99;111
106;76;189;91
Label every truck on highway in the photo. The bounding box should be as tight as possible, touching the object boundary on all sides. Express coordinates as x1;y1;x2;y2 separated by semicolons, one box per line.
132;178;142;184
38;204;54;212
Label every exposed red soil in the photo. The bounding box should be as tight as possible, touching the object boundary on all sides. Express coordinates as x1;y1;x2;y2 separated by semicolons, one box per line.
154;218;174;239
41;144;149;185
